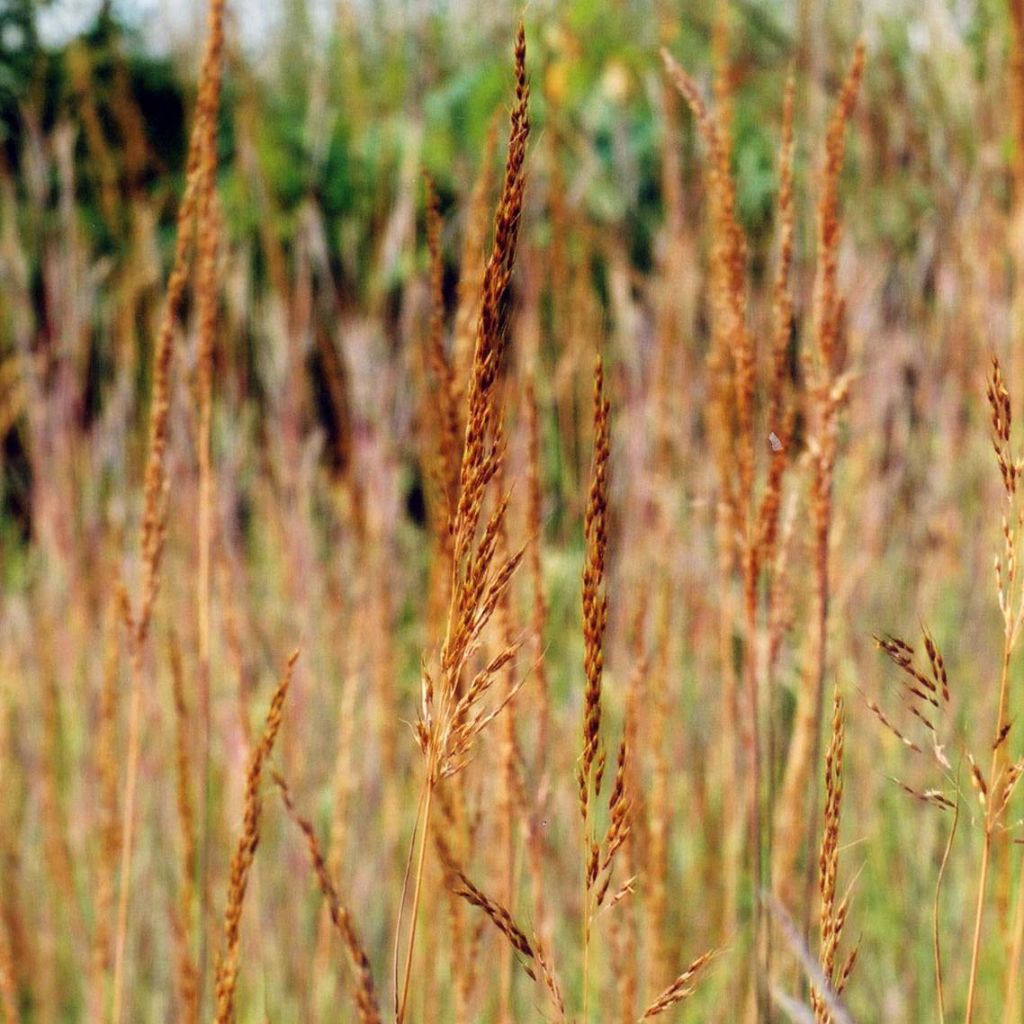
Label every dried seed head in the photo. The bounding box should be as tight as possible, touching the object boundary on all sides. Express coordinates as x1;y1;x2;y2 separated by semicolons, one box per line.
968;754;988;806
581;357;611;802
214;650;298;1023
274;772;381;1024
639;949;717;1019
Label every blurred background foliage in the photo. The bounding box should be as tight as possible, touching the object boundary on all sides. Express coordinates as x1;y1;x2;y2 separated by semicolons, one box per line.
0;0;1014;518
5;0;996;304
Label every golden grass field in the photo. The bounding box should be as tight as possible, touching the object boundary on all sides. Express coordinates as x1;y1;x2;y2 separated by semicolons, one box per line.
5;0;1024;1021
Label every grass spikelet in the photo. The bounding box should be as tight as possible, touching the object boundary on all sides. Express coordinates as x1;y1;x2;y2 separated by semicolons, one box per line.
534;937;566;1022
812;689;857;1023
872;625;956;775
273;772;381;1024
213;649;298;1024
433;831;536;981
813;39;866;375
449;873;536;979
453;113;501;385
638;949;717;1020
580;356;610;809
887;780;956;812
449;25;529;566
597;737;632;905
579;355;611;1021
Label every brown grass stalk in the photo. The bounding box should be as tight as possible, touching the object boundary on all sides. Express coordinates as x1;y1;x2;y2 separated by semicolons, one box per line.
645;588;670;989
38;618;87;965
773;40;864;931
88;597;122;1021
435;782;477;1023
110;3;226;1019
1005;4;1024;1009
311;598;362;1004
491;450;521;1022
168;632;198;1024
192;0;225;1007
660;42;750;974
755;75;798;1008
615;619;646;1024
663;37;798;1016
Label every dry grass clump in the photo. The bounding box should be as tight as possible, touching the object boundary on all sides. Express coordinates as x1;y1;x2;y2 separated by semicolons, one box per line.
17;3;1024;1022
111;2;227;1020
773;38;865;920
412;24;530;788
399;25;530;1023
663;28;865;1019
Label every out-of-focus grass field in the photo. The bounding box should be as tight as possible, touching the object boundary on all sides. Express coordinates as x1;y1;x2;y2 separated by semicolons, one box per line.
2;0;1024;1021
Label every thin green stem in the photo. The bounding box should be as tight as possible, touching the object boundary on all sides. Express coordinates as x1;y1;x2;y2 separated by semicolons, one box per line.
965;831;991;1024
1004;856;1024;1024
966;642;1013;1024
110;646;144;1024
582;803;591;1024
934;797;959;1024
397;775;434;1024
